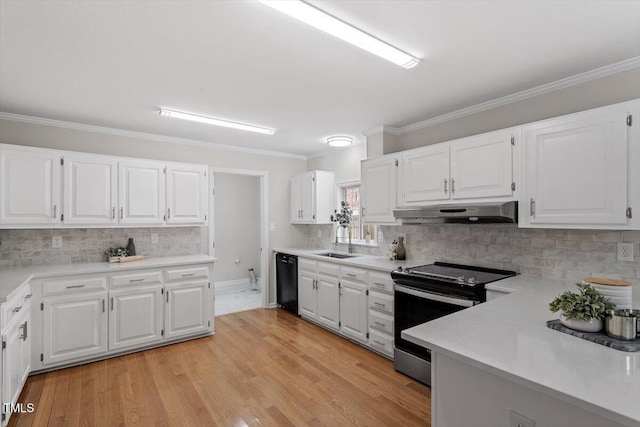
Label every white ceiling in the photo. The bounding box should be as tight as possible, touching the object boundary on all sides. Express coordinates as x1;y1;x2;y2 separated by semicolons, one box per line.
1;1;639;157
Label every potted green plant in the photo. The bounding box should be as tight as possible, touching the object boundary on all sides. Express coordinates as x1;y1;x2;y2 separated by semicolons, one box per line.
549;282;615;332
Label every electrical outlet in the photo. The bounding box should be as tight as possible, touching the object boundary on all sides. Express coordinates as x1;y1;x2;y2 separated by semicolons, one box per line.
270;222;276;232
151;233;159;244
52;236;63;249
317;229;322;238
617;243;634;262
378;231;384;243
509;410;535;427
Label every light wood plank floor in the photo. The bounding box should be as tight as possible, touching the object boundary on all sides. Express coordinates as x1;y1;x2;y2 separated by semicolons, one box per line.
9;309;431;426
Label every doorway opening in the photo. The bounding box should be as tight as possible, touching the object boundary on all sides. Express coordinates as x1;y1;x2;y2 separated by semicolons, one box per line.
209;167;269;316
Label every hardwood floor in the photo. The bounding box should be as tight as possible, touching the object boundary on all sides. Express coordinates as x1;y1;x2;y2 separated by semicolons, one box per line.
9;309;431;426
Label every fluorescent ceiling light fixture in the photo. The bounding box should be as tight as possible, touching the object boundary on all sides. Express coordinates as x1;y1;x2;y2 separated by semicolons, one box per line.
327;135;353;147
159;108;276;135
260;0;419;69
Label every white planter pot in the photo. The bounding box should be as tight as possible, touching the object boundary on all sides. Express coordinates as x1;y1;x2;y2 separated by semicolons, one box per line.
560;313;603;333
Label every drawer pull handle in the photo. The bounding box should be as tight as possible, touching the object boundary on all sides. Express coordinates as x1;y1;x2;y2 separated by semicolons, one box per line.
19;321;28;341
24;294;33;299
181;273;196;277
129;278;145;283
12;306;22;313
374;321;385;327
346;273;356;277
373;340;386;347
373;302;385;307
66;284;85;289
373;282;385;287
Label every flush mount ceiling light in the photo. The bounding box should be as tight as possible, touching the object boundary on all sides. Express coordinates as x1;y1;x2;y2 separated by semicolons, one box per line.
260;1;419;69
158;108;276;135
327;135;353;147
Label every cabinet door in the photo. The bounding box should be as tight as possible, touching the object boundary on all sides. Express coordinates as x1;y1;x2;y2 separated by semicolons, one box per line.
339;280;368;343
450;130;514;200
316;276;340;331
109;286;163;351
523;105;630;226
298;271;317;319
300;173;315;222
290;176;303;223
63;153;118;225
118;160;166;225
164;281;209;339
400;144;450;205
0;145;61;225
361;156;398;224
166;164;208;225
1;305;30;417
42;293;108;365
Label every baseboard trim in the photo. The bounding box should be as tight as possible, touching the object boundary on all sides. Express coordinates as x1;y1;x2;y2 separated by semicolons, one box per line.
215;278;262;295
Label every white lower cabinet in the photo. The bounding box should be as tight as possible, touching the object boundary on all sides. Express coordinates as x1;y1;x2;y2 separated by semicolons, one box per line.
1;300;31;426
295;257;394;359
316;275;340;331
31;260;214;373
164;280;210;339
42;292;108;366
339;280;368;343
109;285;163;351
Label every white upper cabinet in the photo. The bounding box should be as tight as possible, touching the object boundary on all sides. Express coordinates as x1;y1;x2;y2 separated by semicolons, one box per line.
166;164;208;225
521;100;639;229
397;128;517;207
63;153;118;225
289;170;334;224
400;144;450;205
450;129;515;200
0;144;209;229
119;159;166;225
360;155;399;224
0;145;61;226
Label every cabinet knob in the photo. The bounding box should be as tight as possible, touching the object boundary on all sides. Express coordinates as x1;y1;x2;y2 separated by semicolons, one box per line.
444;178;448;194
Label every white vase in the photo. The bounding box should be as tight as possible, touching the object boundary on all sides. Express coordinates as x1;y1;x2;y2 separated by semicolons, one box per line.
560;313;603;333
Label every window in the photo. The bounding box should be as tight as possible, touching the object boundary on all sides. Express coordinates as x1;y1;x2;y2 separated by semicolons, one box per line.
335;182;377;245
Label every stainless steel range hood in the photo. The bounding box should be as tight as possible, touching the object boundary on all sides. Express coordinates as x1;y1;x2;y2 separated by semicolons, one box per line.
393;201;518;224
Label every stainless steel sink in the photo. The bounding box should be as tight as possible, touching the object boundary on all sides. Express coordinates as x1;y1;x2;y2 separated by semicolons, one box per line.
315;252;359;259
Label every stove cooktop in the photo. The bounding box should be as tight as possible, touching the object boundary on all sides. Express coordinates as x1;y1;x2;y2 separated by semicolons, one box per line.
391;262;517;301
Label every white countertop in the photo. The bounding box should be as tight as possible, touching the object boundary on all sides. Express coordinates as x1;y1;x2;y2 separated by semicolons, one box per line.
273;247;426;273
0;254;216;302
403;275;640;427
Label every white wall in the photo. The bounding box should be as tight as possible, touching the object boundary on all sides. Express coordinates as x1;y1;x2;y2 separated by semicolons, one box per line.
307;143;366;183
394;68;640;152
213;173;260;283
0;118;308;305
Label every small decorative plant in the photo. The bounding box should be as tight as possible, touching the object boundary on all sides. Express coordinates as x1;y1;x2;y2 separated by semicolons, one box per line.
108;247;129;258
549;282;615;321
330;201;353;251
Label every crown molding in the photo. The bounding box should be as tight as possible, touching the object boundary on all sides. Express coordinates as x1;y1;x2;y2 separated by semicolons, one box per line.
361;125;401;137
396;56;640;135
0;112;308;160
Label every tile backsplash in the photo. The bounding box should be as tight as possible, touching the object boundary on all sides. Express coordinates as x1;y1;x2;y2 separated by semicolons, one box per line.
0;227;205;268
307;224;640;285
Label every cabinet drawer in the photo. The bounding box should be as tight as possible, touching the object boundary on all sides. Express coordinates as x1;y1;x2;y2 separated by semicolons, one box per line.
370;292;393;315
111;270;162;288
368;271;394;294
2;283;32;327
369;330;393;357
318;262;340;277
165;266;209;282
43;275;107;297
369;310;394;335
341;266;367;283
299;258;317;273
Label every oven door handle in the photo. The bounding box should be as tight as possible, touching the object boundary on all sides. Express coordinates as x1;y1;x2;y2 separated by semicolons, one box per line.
395;285;476;308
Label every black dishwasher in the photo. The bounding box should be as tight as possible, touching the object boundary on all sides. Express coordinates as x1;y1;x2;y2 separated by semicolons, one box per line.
276;253;298;314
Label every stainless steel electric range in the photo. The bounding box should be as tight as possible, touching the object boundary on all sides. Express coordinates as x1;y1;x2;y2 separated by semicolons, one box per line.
391;262;516;385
